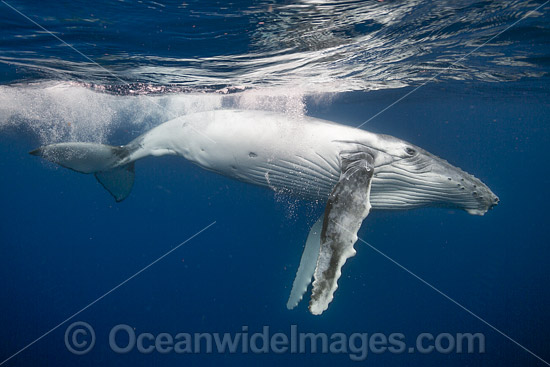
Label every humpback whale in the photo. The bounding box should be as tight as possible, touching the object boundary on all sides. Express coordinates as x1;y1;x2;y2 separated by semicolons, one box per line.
31;109;498;315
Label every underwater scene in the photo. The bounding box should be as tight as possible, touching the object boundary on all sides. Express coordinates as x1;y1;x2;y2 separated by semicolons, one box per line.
0;1;549;366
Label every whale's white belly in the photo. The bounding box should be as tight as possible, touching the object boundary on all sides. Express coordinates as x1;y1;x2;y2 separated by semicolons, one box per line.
142;110;371;199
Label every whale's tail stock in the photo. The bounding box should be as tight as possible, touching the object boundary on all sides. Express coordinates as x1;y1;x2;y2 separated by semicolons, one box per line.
30;142;135;202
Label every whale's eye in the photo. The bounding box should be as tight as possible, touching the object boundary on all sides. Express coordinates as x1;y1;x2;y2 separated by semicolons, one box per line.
405;147;416;156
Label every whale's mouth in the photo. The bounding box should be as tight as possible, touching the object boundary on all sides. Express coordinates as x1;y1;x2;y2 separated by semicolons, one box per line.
465;194;499;215
369;171;498;214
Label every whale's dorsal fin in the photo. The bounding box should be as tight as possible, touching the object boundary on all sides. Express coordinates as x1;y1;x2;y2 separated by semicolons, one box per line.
309;151;374;315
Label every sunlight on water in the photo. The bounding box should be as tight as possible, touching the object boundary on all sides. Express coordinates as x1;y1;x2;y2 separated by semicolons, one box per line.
0;0;546;93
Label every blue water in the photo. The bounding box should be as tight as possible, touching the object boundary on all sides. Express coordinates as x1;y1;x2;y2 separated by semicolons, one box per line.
1;1;549;366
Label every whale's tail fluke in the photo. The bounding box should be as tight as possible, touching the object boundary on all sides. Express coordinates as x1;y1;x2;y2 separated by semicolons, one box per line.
30;142;135;202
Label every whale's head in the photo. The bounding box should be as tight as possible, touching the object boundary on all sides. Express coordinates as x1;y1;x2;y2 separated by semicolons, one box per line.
365;134;499;215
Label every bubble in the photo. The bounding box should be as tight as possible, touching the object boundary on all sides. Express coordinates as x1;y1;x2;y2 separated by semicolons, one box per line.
0;81;224;145
224;86;307;120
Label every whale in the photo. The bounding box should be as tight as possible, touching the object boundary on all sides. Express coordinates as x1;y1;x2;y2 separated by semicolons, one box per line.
30;109;499;315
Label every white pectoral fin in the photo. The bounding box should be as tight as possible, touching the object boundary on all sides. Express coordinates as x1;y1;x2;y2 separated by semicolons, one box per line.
287;216;323;310
309;151;374;315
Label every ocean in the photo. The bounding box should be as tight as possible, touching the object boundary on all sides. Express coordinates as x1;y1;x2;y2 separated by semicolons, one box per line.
0;1;549;366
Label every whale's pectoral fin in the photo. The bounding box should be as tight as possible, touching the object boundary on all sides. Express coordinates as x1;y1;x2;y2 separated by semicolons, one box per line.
287;216;323;310
309;151;374;315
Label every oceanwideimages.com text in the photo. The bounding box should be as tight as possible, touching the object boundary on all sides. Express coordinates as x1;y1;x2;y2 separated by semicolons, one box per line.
65;322;485;360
